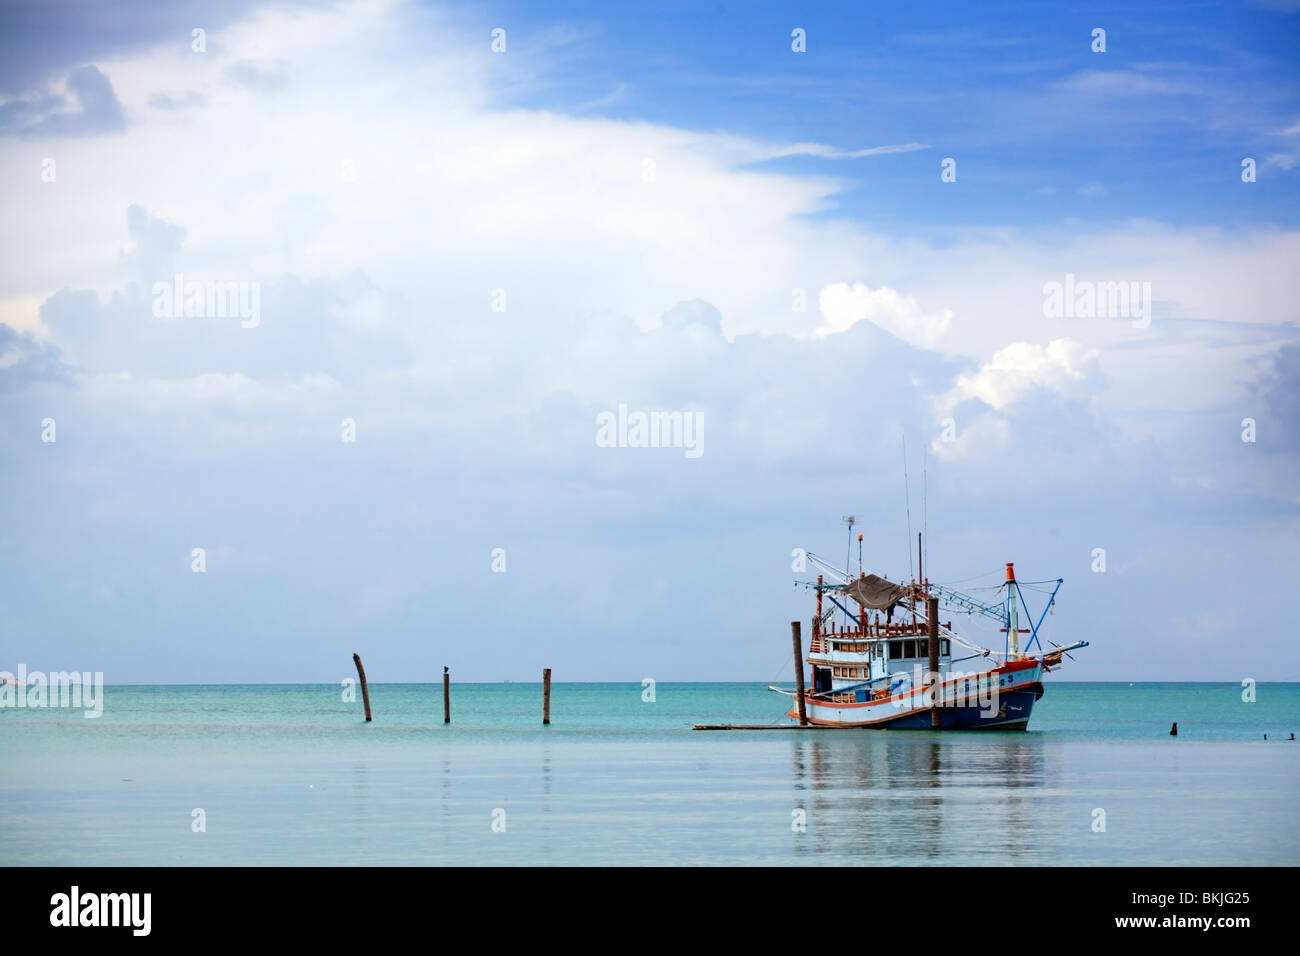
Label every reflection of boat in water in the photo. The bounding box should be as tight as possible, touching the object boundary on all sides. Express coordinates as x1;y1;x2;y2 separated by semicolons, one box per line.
770;530;1088;731
789;733;1050;862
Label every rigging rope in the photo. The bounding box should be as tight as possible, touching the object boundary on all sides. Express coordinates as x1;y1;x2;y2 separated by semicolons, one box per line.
938;569;1002;587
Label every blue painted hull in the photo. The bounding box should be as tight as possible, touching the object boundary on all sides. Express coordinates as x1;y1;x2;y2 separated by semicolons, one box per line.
873;686;1039;730
791;664;1047;730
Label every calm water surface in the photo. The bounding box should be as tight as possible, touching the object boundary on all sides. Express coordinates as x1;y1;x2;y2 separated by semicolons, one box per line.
2;682;1297;865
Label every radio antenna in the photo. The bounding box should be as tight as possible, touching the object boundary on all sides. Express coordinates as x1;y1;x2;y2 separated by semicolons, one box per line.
902;431;913;580
923;442;928;580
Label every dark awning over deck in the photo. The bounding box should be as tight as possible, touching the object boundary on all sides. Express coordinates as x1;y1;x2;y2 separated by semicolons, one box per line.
840;574;907;611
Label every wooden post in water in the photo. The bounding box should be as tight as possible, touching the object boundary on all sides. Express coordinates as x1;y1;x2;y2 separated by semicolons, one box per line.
443;666;450;724
352;652;372;722
791;621;808;726
926;595;940;729
543;668;552;725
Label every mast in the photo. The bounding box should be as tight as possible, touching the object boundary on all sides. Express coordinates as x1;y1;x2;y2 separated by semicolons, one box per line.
815;573;823;654
917;532;923;592
1006;562;1020;659
842;515;855;630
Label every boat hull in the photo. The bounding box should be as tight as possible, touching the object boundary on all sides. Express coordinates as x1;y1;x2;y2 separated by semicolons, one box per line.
786;661;1045;730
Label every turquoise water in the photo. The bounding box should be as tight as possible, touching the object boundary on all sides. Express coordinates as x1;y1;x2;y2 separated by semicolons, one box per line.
2;682;1297;865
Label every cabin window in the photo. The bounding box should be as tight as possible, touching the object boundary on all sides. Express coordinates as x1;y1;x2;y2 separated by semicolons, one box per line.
889;640;903;659
904;639;917;658
941;638;950;656
918;639;928;658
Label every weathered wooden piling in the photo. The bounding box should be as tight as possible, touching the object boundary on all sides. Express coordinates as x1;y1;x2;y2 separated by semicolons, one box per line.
1170;721;1178;736
352;652;372;722
791;620;808;726
543;668;552;725
927;595;941;728
443;666;450;724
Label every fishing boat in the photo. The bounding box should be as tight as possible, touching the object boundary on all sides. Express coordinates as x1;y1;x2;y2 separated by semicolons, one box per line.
770;533;1088;730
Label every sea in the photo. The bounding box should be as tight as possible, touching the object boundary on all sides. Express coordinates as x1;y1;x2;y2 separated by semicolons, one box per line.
2;682;1297;866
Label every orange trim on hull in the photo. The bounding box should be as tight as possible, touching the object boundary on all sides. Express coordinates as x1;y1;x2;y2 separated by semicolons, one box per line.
797;671;1041;711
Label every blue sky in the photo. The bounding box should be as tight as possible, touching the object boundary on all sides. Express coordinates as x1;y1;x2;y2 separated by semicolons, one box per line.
471;0;1300;230
0;0;1298;684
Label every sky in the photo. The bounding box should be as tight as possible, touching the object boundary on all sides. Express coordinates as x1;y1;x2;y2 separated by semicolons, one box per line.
0;0;1297;684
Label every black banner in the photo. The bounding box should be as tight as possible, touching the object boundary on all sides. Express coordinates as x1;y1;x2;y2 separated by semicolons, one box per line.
10;867;1281;940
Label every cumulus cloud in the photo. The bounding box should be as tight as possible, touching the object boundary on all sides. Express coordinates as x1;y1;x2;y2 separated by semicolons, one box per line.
947;338;1100;410
0;64;125;137
660;299;723;334
148;90;205;111
814;282;952;347
226;59;291;93
125;204;187;284
0;322;74;392
1258;343;1300;449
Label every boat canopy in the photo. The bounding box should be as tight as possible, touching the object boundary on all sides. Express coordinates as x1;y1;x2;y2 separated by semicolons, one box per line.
840;574;907;611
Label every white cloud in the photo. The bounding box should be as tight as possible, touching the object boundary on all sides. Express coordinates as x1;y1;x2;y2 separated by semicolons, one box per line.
760;142;930;160
947;338;1100;410
82;370;341;412
814;282;951;347
1055;70;1189;97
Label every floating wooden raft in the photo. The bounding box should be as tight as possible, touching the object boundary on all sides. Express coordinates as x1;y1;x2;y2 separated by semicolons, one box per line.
692;724;813;731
